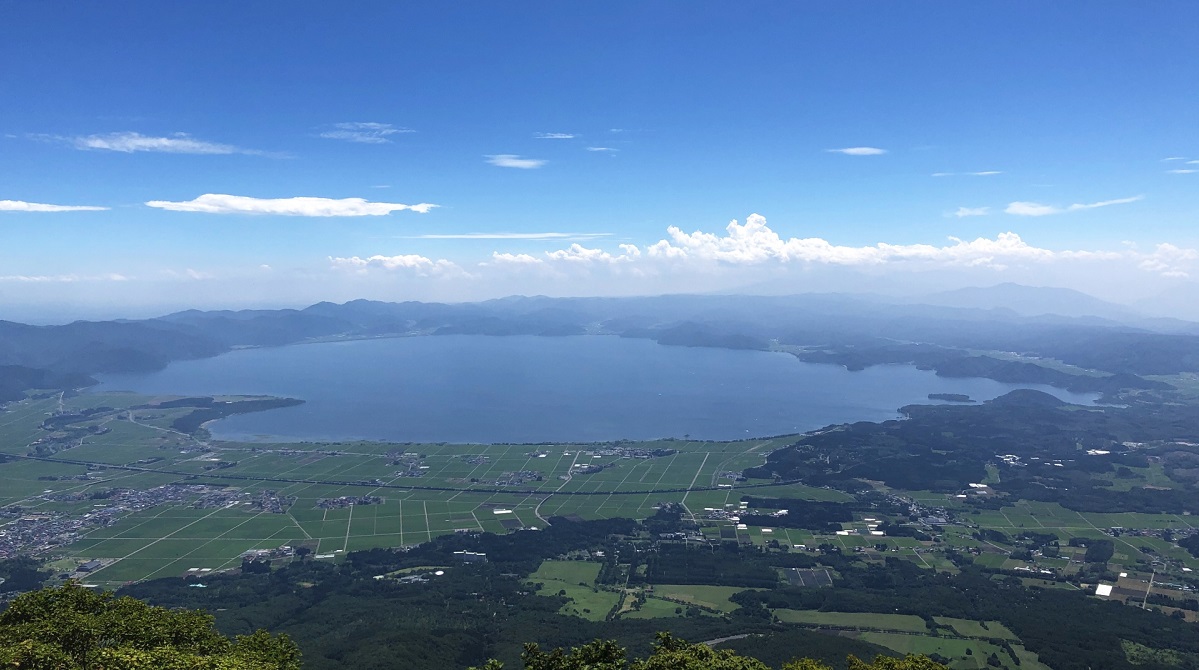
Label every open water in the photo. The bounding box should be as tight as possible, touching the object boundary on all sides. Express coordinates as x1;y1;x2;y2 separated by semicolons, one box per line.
94;335;1098;443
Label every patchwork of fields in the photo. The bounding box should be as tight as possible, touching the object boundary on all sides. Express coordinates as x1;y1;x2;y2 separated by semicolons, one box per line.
0;393;795;587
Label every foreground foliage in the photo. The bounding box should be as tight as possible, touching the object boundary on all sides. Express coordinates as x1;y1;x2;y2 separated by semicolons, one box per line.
0;584;299;669
470;633;946;670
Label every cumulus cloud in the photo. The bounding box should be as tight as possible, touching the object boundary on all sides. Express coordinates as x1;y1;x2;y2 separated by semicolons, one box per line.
1136;243;1199;278
320;122;414;144
954;207;990;218
485;154;547;169
827;147;886;156
62;131;265;155
145;194;437;216
1005;195;1143;216
534;132;575;139
342;215;1198;285
515;214;1193;277
490;252;543;265
328;254;464;277
545;244;636;263
0;199;108;212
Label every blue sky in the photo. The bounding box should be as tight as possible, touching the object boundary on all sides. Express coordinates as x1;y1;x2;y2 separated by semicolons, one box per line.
2;2;1197;318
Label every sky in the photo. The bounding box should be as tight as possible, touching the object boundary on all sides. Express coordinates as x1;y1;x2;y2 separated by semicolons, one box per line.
2;2;1198;320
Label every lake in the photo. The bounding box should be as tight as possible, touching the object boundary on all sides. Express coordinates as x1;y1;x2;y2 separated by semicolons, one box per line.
94;335;1099;443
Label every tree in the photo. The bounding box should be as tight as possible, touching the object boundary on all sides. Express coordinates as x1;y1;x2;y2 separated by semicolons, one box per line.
0;584;300;669
470;632;949;670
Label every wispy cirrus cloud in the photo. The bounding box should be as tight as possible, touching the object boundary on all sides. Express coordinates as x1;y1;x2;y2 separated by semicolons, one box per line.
827;147;886;156
407;232;610;240
320;122;414;144
1005;195;1143;216
1004;202;1062;217
1167;169;1196;174
953;207;990;218
145;194;437;216
586;147;618;152
933;171;1002;177
0;199;108;212
534;132;575;139
44;131;272;156
485;154;547;169
0;272;128;282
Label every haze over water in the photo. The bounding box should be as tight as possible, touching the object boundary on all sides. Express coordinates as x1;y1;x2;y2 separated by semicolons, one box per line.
95;335;1098;443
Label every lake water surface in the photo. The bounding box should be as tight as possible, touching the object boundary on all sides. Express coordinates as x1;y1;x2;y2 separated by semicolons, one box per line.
94;335;1098;443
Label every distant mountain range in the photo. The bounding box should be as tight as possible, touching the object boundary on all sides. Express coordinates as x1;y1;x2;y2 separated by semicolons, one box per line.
915;282;1199;333
2;288;1197;401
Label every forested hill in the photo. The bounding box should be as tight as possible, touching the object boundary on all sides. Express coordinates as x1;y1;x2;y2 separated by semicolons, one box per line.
2;293;1197;400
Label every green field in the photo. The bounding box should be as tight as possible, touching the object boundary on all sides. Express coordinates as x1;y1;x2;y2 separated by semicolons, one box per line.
774;610;929;633
858;633;1013;670
0;393;803;587
933;618;1018;641
527;560;617;621
649;585;751;613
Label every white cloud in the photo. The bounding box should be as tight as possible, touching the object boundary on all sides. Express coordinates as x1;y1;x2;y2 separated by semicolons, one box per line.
545;244;635;263
1188;160;1199;165
516;214;1194;277
1066;195;1144;210
66;131;262;155
534;132;575;139
0;199;108;212
145;194;437;216
320;122;414;144
934;171;1002;177
328;254;464;277
1167;169;1196;174
1005;195;1143;216
490;252;543;265
827;147;886;156
485;154;547;169
1163;157;1188;161
410;232;610;240
586;147;618;152
1135;243;1199;278
1005;202;1062;216
0;272;127;282
953;207;990;218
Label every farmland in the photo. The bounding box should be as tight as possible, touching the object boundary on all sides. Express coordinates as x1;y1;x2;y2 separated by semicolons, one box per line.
0;392;797;587
4;388;1199;616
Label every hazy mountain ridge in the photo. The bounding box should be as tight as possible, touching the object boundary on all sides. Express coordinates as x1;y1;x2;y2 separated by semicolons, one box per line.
1;290;1196;400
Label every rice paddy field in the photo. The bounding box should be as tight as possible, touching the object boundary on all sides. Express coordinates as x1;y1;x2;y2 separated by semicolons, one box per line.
4;390;1198;592
0;392;799;587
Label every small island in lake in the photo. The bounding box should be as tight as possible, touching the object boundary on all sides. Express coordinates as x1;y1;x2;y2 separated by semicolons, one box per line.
928;393;975;403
